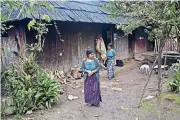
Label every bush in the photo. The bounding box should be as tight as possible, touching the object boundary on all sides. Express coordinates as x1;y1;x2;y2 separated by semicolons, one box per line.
168;63;180;93
2;54;60;114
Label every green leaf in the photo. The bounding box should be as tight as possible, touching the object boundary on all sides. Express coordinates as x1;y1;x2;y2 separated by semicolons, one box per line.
34;92;44;104
42;15;51;22
28;19;36;30
30;2;34;9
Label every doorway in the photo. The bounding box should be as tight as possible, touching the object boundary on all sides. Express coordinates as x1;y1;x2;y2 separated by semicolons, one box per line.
102;28;111;49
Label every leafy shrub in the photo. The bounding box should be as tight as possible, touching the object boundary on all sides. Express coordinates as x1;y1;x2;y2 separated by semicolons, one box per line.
168;63;180;93
2;54;60;114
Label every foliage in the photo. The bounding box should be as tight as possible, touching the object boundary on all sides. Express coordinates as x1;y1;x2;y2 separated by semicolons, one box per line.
1;1;61;116
104;1;180;42
1;1;54;34
2;53;60;114
104;2;180;118
27;17;51;53
1;1;54;22
168;63;180;93
13;114;24;120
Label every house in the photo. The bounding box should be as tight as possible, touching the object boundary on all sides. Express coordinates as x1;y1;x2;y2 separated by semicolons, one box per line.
128;27;149;58
1;1;148;72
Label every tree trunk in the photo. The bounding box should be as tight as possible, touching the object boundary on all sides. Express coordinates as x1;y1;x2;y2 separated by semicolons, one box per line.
157;40;164;120
178;36;180;53
138;56;158;108
176;26;180;53
157;51;162;120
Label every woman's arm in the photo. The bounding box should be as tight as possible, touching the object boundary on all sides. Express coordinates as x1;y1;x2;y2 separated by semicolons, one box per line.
81;60;92;76
81;59;88;73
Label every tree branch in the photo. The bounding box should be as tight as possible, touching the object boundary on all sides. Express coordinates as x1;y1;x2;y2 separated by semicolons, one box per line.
138;56;158;108
114;2;121;10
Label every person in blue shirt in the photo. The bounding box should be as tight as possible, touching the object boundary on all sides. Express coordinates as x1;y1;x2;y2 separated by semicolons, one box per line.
81;47;102;106
105;43;116;80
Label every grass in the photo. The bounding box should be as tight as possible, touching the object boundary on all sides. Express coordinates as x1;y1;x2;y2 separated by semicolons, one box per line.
141;103;154;112
161;93;180;104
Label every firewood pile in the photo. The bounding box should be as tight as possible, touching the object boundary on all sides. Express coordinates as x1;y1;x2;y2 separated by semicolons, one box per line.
46;66;83;84
70;66;83;79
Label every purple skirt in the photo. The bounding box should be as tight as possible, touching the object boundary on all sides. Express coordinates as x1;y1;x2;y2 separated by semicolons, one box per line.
84;74;102;105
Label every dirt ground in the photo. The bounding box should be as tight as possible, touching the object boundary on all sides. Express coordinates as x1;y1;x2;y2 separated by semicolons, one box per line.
4;60;180;120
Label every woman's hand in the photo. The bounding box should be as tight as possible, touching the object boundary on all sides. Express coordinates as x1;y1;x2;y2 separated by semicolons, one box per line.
87;71;93;76
87;70;96;76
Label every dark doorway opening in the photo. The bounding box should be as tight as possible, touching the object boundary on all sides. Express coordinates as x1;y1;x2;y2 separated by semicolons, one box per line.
128;34;133;52
102;28;111;49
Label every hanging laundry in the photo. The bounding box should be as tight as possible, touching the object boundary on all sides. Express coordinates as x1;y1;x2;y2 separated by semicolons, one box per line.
96;36;106;54
96;36;107;61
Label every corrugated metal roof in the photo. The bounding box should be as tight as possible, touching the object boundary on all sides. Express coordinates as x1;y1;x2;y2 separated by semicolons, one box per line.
2;0;126;24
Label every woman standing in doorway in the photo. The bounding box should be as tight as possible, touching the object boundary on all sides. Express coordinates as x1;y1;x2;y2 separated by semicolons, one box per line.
81;47;102;106
106;43;116;80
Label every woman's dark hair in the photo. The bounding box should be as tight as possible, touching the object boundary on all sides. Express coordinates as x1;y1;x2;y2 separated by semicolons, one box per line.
86;47;94;57
107;43;113;48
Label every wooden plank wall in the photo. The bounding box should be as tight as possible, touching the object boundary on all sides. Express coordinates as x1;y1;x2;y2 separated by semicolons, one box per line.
26;22;102;72
114;31;129;60
1;27;26;72
163;38;179;52
2;22;130;72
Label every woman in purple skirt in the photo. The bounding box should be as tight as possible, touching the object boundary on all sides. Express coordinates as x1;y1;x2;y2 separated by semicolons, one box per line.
81;47;102;106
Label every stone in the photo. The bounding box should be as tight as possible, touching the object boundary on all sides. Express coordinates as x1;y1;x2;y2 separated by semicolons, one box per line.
68;95;74;100
59;89;64;95
26;110;33;115
145;95;155;100
40;110;45;115
120;106;129;110
112;87;122;92
118;106;129;111
73;96;78;99
73;85;82;89
100;85;108;89
68;95;78;100
4;106;14;115
115;79;121;82
81;90;84;94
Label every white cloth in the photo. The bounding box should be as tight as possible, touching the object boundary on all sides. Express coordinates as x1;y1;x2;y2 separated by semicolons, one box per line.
96;37;106;54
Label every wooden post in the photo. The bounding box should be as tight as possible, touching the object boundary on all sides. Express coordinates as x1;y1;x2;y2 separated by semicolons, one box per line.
110;28;113;46
178;36;180;53
154;39;156;53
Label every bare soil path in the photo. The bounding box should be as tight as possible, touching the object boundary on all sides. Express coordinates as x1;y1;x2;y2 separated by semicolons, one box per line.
5;60;180;120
